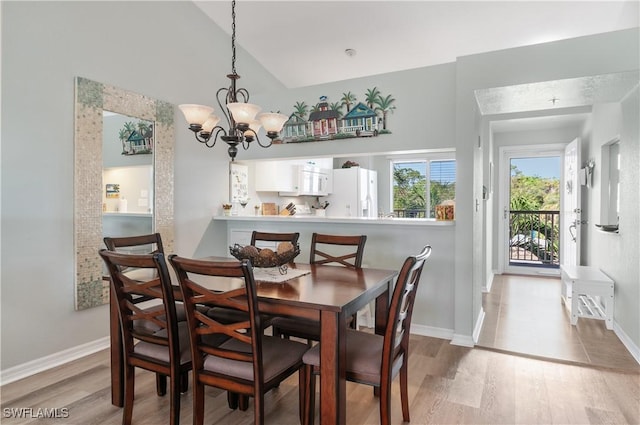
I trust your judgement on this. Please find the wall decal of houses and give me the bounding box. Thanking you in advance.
[281,91,394,143]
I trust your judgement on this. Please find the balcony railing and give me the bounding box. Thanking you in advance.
[509,210,560,268]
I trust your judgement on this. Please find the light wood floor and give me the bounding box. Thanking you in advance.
[477,273,640,372]
[2,334,639,425]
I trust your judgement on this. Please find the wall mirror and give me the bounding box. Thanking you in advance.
[74,77,175,310]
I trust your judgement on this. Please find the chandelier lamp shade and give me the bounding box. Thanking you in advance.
[178,0,288,161]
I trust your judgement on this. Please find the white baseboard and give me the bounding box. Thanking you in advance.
[614,321,640,365]
[484,271,495,293]
[410,324,454,341]
[450,334,475,347]
[473,307,486,344]
[0,337,110,386]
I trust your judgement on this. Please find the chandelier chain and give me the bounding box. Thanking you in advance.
[231,0,237,75]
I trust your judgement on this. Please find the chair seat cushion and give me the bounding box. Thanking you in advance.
[134,321,192,365]
[302,329,383,383]
[202,336,307,383]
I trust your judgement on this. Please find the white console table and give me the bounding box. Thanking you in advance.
[560,265,614,329]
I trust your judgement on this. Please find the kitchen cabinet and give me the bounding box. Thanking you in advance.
[279,165,332,196]
[254,161,296,192]
[254,158,333,195]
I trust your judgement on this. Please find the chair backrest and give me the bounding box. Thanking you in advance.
[99,250,180,365]
[104,233,164,255]
[168,255,265,391]
[309,233,367,268]
[382,245,432,377]
[250,231,300,247]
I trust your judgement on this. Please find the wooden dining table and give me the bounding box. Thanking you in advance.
[109,259,398,425]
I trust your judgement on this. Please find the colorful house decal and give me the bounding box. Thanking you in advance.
[282,113,310,142]
[308,97,340,138]
[341,102,379,137]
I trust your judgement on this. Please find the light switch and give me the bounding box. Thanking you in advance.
[140,189,148,198]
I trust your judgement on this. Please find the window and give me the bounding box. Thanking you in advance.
[391,157,456,218]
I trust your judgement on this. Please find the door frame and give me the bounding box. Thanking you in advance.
[497,143,567,275]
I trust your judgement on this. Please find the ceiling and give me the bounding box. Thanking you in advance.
[195,1,639,131]
[196,1,638,89]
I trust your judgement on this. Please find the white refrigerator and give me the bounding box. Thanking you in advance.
[325,167,377,218]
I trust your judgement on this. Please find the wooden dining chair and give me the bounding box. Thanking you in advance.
[309,233,367,267]
[271,233,367,342]
[168,255,309,425]
[99,250,191,425]
[206,231,300,328]
[250,230,300,247]
[301,245,432,425]
[104,233,191,402]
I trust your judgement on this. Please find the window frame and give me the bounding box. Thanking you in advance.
[388,152,456,219]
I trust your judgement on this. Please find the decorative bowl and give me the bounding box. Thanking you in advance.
[229,243,300,274]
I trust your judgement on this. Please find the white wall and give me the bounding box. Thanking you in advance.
[1,1,283,371]
[582,88,640,350]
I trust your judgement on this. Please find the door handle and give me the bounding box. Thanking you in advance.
[569,223,577,242]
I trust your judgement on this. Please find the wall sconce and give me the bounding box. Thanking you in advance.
[581,159,595,187]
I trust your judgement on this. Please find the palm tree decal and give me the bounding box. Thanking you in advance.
[365,87,381,109]
[340,91,357,112]
[374,94,396,130]
[309,103,321,114]
[329,102,343,118]
[293,101,308,119]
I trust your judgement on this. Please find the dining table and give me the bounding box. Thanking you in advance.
[109,258,398,425]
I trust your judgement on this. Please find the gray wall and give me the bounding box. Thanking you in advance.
[1,0,284,370]
[582,88,640,348]
[1,0,638,373]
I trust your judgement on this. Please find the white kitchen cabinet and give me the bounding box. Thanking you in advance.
[254,160,296,192]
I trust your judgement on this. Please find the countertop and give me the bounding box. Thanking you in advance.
[213,215,454,226]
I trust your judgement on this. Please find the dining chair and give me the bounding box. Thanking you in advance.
[301,245,432,425]
[270,233,367,342]
[168,255,309,425]
[99,250,191,425]
[250,230,300,248]
[104,233,191,398]
[206,231,300,328]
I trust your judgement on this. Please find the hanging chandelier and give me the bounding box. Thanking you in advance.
[178,0,288,161]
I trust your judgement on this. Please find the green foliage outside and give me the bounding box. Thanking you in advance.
[509,165,560,264]
[392,166,455,217]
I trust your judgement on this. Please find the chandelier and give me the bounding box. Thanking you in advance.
[178,0,288,161]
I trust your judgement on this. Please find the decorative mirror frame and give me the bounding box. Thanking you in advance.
[74,77,175,310]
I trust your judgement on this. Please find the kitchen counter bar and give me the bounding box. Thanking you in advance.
[213,215,454,226]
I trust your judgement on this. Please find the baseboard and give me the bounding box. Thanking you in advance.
[473,307,486,344]
[614,321,640,365]
[410,324,454,340]
[0,337,110,386]
[483,271,495,293]
[450,333,475,347]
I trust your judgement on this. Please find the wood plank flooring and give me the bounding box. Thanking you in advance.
[477,273,640,372]
[2,334,639,424]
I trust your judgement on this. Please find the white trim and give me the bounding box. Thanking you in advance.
[498,143,566,274]
[410,324,454,341]
[473,307,486,344]
[484,271,495,293]
[0,337,110,386]
[614,321,640,365]
[450,334,475,347]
